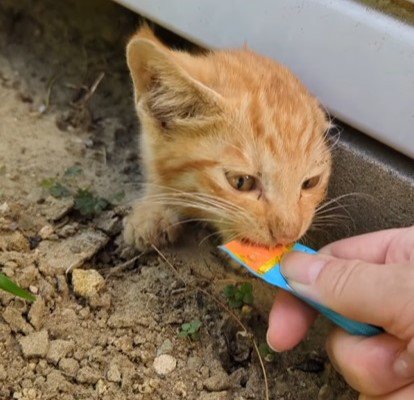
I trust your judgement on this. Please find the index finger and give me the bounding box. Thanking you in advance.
[319,227,408,263]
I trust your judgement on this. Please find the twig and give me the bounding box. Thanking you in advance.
[151,244,270,400]
[105,252,144,279]
[39,71,61,114]
[79,72,105,105]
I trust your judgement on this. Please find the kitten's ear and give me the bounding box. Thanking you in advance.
[126,26,223,129]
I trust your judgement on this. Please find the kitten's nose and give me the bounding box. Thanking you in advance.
[268,222,301,245]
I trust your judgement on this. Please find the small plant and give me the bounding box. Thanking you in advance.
[64,165,83,177]
[73,188,109,217]
[40,178,71,198]
[259,342,276,362]
[39,166,125,218]
[178,319,202,340]
[0,273,35,302]
[223,283,253,309]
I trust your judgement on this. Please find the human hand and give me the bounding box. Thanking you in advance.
[267,226,414,398]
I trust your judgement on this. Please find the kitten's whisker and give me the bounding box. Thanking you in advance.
[315,204,352,217]
[313,213,352,222]
[198,229,232,246]
[143,190,247,214]
[142,198,244,226]
[168,217,233,229]
[316,192,374,213]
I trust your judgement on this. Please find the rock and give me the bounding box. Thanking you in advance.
[76,366,101,384]
[199,392,229,400]
[19,330,49,358]
[95,379,107,396]
[29,285,39,294]
[157,339,173,356]
[106,361,121,383]
[89,292,111,309]
[153,354,177,376]
[39,224,54,239]
[203,372,231,392]
[0,202,9,214]
[18,265,38,288]
[187,356,203,370]
[37,229,108,275]
[40,197,74,221]
[3,306,33,334]
[28,298,46,330]
[72,269,105,298]
[229,368,247,386]
[0,231,29,252]
[58,358,79,376]
[57,223,78,238]
[46,340,74,364]
[94,211,121,235]
[46,370,72,392]
[318,384,334,400]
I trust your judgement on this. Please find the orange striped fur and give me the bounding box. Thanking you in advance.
[123,25,332,250]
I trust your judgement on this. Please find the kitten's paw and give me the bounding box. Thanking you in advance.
[123,202,182,251]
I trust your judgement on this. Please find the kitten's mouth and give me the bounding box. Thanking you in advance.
[239,237,285,249]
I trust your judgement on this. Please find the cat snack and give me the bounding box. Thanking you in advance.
[219,241,382,337]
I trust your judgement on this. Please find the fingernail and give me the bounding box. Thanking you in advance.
[280,252,328,286]
[393,351,414,378]
[266,329,283,353]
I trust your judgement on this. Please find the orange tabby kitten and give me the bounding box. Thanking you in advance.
[123,25,332,251]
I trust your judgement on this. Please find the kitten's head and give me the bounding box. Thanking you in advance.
[127,26,332,247]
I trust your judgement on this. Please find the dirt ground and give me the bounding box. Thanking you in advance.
[0,1,357,399]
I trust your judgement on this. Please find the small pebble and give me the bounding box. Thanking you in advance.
[46,339,74,364]
[72,269,105,298]
[157,339,173,356]
[203,372,231,392]
[28,298,45,330]
[107,362,121,383]
[39,224,54,239]
[19,330,49,358]
[29,285,39,294]
[153,354,177,376]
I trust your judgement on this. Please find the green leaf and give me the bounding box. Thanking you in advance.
[234,291,244,302]
[49,182,71,198]
[259,342,275,362]
[40,178,71,198]
[223,285,236,298]
[74,189,110,216]
[0,273,36,302]
[178,330,189,338]
[188,319,202,334]
[181,323,191,332]
[243,292,253,305]
[229,299,243,309]
[239,282,252,295]
[64,165,83,177]
[40,178,56,189]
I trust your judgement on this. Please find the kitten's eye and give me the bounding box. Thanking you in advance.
[226,173,256,191]
[302,175,320,190]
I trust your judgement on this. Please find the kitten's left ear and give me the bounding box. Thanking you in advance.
[126,26,224,130]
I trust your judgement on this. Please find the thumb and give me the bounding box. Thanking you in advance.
[280,252,414,339]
